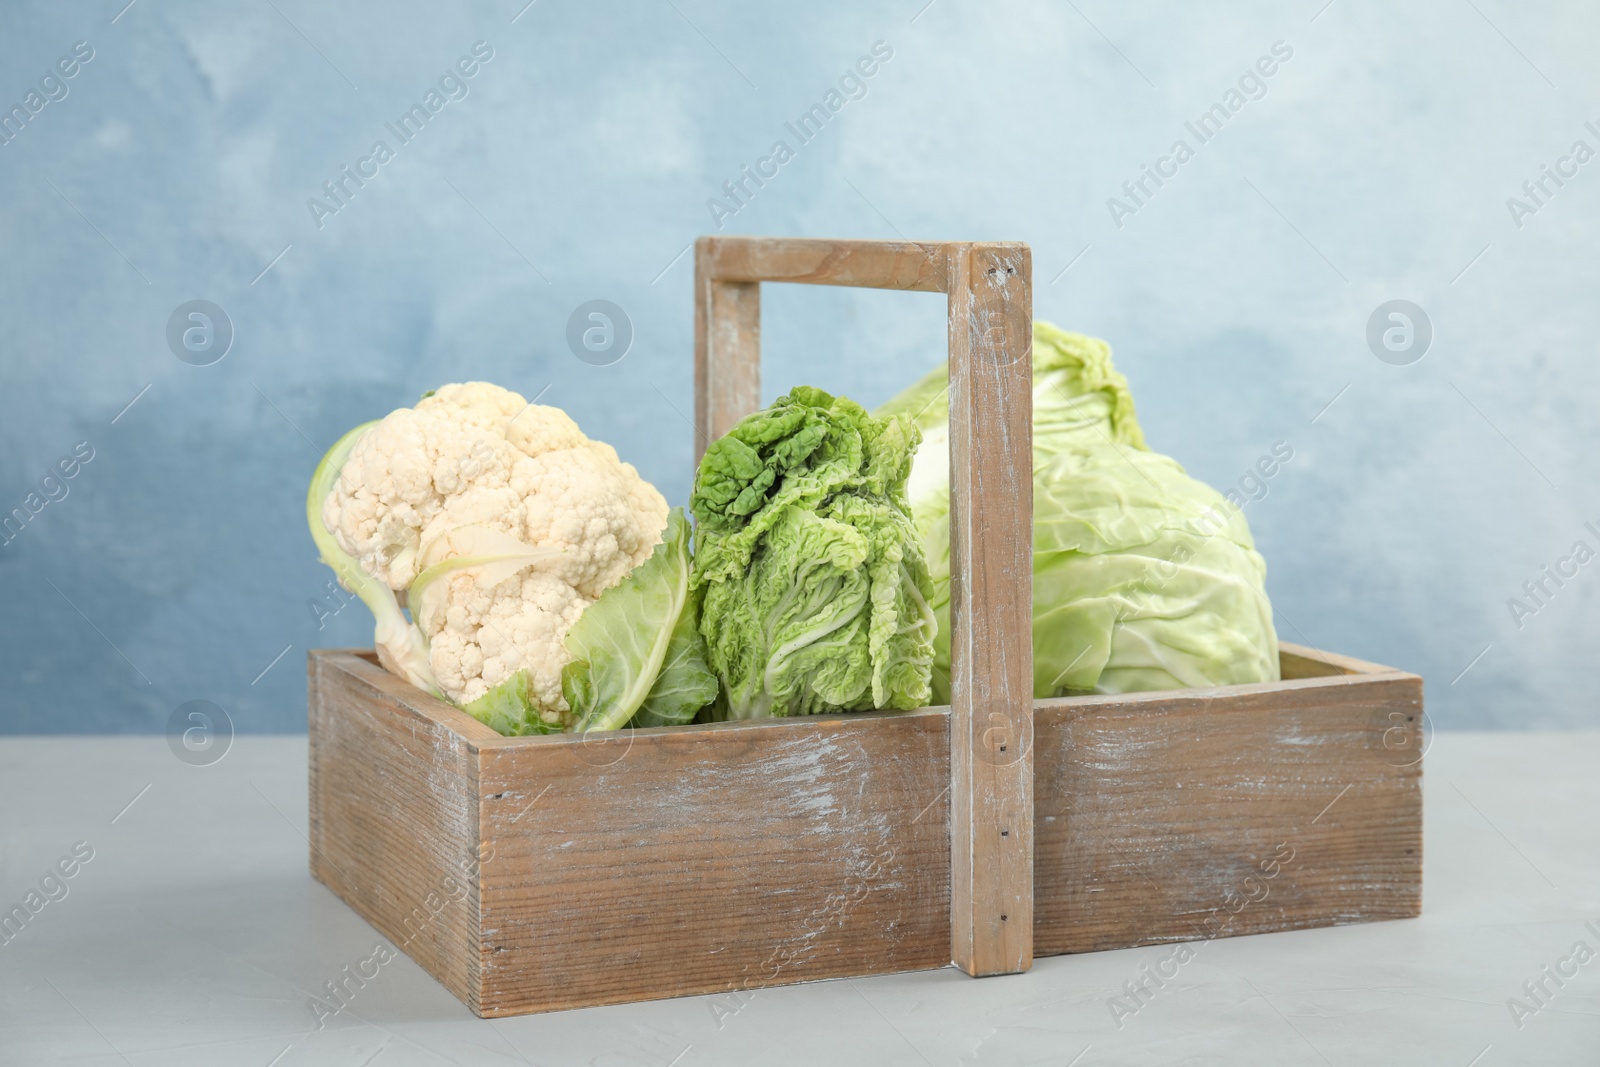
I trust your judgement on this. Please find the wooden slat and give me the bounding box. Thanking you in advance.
[1279,641,1398,679]
[694,240,761,460]
[1032,671,1424,954]
[307,651,486,1012]
[698,235,950,291]
[476,710,952,1014]
[945,243,1035,976]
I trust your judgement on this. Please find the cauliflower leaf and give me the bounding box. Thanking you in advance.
[460,671,564,736]
[562,508,717,731]
[307,420,445,698]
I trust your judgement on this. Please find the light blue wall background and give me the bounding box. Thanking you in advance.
[2,0,1595,733]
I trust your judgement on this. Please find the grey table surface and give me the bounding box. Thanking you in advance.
[0,732,1596,1067]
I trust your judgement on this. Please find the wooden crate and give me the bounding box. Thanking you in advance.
[307,643,1421,1016]
[307,236,1422,1017]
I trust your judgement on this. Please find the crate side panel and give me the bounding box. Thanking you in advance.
[1278,641,1393,678]
[1034,674,1423,955]
[475,713,952,1015]
[308,651,483,1010]
[1279,650,1352,679]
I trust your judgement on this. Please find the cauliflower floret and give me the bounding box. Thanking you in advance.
[322,382,669,714]
[326,383,532,587]
[513,444,665,598]
[425,570,589,718]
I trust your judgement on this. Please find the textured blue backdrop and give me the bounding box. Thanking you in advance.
[2,0,1596,733]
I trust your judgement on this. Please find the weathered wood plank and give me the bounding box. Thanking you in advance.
[1032,671,1424,955]
[1279,641,1400,679]
[694,238,761,460]
[694,234,1038,977]
[946,243,1035,976]
[698,235,951,292]
[307,650,486,1012]
[474,710,953,1015]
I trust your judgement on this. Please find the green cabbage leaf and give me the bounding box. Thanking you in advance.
[876,321,1279,700]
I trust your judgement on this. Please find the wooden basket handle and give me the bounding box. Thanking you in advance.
[692,236,1035,977]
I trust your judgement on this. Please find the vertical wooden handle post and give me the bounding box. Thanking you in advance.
[693,262,760,459]
[945,245,1034,975]
[691,236,1035,977]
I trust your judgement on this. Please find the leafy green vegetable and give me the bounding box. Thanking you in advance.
[877,321,1279,700]
[562,508,718,731]
[691,386,937,719]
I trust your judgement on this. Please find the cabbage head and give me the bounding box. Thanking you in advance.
[876,321,1279,700]
[691,386,937,718]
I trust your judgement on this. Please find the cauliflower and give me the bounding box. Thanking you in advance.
[311,383,668,724]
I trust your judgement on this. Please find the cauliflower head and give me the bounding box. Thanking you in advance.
[322,383,668,718]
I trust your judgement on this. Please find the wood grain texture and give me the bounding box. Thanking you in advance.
[307,651,489,1012]
[694,238,761,460]
[1032,663,1424,955]
[308,643,1422,1016]
[945,243,1035,977]
[1279,644,1399,679]
[697,235,951,291]
[473,711,953,1015]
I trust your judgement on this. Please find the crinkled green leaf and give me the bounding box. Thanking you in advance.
[692,387,936,719]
